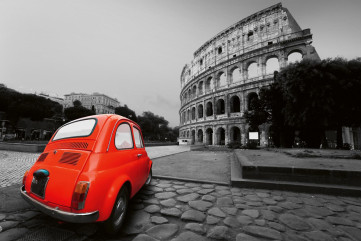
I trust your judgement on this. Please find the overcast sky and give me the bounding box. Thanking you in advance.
[0,0,360,127]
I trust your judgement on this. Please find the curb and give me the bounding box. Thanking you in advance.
[153,175,230,186]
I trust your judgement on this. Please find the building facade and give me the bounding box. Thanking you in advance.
[179,3,320,146]
[64,92,120,114]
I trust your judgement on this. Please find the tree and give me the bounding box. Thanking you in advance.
[115,105,138,122]
[137,111,170,141]
[64,106,95,121]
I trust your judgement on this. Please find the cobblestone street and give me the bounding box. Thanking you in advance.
[0,150,360,240]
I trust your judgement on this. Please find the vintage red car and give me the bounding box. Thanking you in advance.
[21,114,152,233]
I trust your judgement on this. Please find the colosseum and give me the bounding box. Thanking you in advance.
[179,3,320,146]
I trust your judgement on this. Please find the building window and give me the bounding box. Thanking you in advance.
[218,47,222,54]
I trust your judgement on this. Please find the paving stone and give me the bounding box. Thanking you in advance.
[338,225,361,241]
[173,185,185,189]
[146,223,179,240]
[235,204,249,210]
[7,211,40,221]
[246,201,263,207]
[155,192,177,199]
[171,231,208,241]
[176,189,193,195]
[304,230,334,241]
[185,183,200,188]
[0,228,29,241]
[145,205,161,214]
[22,218,45,228]
[302,197,324,206]
[142,190,155,195]
[206,215,220,225]
[307,218,333,230]
[254,219,266,226]
[279,201,302,210]
[215,185,229,190]
[261,210,276,221]
[268,221,286,232]
[150,187,163,192]
[242,209,259,218]
[326,216,355,226]
[216,197,233,206]
[347,205,361,213]
[160,198,176,207]
[221,207,238,215]
[132,203,145,210]
[217,190,231,195]
[287,196,304,204]
[143,198,160,205]
[303,206,334,218]
[202,184,214,189]
[273,196,285,201]
[160,208,182,217]
[208,207,226,218]
[191,187,201,191]
[207,226,230,240]
[233,197,245,204]
[202,195,216,202]
[184,223,205,234]
[197,189,214,195]
[268,206,284,213]
[223,217,240,227]
[188,200,213,212]
[262,198,277,205]
[326,204,345,212]
[279,213,311,231]
[243,225,282,240]
[177,193,200,202]
[181,210,205,222]
[284,232,310,241]
[236,233,261,241]
[0,214,6,221]
[133,234,159,241]
[123,210,151,234]
[156,183,172,188]
[0,221,19,231]
[244,195,262,202]
[237,215,253,225]
[151,216,168,224]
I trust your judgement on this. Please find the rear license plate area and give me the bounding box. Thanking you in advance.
[31,177,49,199]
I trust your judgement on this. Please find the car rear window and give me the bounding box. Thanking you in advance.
[53,119,97,141]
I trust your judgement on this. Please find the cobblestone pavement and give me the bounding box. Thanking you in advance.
[0,151,38,188]
[0,179,360,241]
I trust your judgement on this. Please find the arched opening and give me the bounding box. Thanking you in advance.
[198,81,204,95]
[216,127,226,145]
[206,102,213,116]
[192,86,197,98]
[191,130,196,144]
[206,128,213,145]
[206,77,213,91]
[197,129,203,143]
[188,89,191,100]
[218,46,222,54]
[266,57,280,74]
[230,126,241,144]
[216,99,225,115]
[187,109,191,121]
[247,92,259,110]
[217,72,227,88]
[288,51,303,64]
[191,107,196,120]
[187,130,190,138]
[247,62,258,79]
[230,96,240,113]
[198,104,203,118]
[231,67,241,83]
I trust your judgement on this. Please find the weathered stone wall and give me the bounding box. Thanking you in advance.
[179,3,319,146]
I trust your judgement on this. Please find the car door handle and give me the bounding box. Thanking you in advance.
[137,154,143,158]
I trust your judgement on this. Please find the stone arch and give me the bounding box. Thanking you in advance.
[288,51,303,64]
[191,129,196,144]
[198,104,204,118]
[198,81,204,95]
[187,130,190,138]
[206,101,213,116]
[231,66,242,83]
[187,109,191,121]
[206,77,213,91]
[247,92,259,110]
[217,72,227,88]
[230,126,241,144]
[216,99,225,115]
[247,62,258,79]
[188,89,191,100]
[266,57,280,74]
[197,129,203,143]
[191,107,196,120]
[216,127,226,145]
[206,128,213,145]
[192,85,197,98]
[230,95,240,113]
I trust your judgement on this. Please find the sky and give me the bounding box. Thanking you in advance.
[0,0,360,127]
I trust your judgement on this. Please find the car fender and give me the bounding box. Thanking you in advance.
[98,174,132,221]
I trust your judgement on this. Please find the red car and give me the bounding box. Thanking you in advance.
[21,114,152,233]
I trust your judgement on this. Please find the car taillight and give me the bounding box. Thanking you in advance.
[22,170,29,186]
[71,181,90,210]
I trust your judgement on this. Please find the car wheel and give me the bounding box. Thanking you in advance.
[145,169,152,185]
[104,185,129,234]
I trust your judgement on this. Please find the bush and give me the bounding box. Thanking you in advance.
[227,141,242,149]
[342,143,351,150]
[245,141,258,149]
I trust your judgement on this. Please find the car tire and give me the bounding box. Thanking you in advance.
[145,169,152,186]
[104,185,129,235]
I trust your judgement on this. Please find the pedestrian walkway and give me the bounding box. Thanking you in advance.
[146,145,190,159]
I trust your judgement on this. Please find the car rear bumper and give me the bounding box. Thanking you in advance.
[20,186,99,223]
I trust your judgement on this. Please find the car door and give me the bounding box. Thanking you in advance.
[132,125,148,184]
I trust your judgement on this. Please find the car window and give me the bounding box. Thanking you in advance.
[115,123,134,149]
[133,126,144,148]
[53,119,96,141]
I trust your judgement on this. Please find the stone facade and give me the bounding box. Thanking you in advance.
[64,92,120,114]
[179,3,320,146]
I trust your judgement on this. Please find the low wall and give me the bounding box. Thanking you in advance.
[145,142,178,147]
[0,142,45,153]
